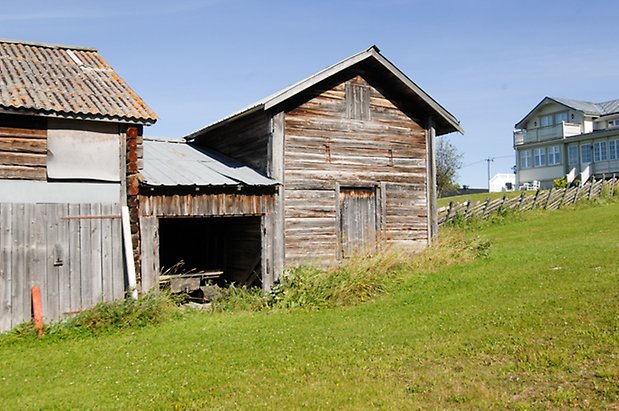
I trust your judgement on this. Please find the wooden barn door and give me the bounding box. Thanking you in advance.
[339,187,377,258]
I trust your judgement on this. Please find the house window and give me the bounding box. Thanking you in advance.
[610,139,618,160]
[568,145,579,166]
[554,112,568,124]
[533,147,546,167]
[345,82,370,120]
[539,112,568,128]
[594,141,608,162]
[519,149,532,169]
[547,145,561,166]
[540,114,553,127]
[581,143,592,164]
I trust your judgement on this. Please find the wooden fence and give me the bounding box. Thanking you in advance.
[438,176,618,226]
[0,202,126,332]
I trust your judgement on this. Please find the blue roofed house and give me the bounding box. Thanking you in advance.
[514,97,619,189]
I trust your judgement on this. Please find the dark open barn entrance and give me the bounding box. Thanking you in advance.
[158,216,263,288]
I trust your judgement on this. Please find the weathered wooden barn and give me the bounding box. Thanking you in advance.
[186,45,463,285]
[0,40,157,332]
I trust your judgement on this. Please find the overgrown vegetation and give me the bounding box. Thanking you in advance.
[212,233,491,312]
[2,290,177,343]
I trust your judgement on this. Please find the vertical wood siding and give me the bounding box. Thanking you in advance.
[0,202,125,332]
[284,76,428,265]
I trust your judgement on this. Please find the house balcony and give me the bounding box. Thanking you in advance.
[514,122,582,146]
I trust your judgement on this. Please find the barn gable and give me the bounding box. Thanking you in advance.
[185,46,462,281]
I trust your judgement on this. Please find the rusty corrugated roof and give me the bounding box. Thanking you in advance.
[0,39,157,124]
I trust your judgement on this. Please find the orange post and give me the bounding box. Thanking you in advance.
[31,286,44,336]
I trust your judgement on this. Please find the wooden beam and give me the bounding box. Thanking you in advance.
[269,112,285,287]
[426,118,437,241]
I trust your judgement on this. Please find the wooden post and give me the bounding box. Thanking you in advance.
[544,187,554,209]
[611,174,617,197]
[588,177,596,200]
[573,183,581,204]
[517,192,525,210]
[464,200,472,218]
[426,118,438,240]
[500,194,508,212]
[446,201,454,221]
[121,206,138,299]
[559,187,569,209]
[482,197,491,217]
[531,189,540,209]
[268,112,286,289]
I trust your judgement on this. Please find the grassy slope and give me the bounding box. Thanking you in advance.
[1,203,618,409]
[437,190,534,208]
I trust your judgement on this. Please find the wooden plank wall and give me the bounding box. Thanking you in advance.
[0,202,125,332]
[283,76,428,265]
[0,127,47,180]
[190,111,271,174]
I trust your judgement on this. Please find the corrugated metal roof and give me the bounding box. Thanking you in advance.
[0,39,157,124]
[185,45,463,139]
[141,138,277,187]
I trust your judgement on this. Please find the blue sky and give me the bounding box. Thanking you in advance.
[3,0,618,187]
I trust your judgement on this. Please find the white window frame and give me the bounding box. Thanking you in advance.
[547,145,561,166]
[533,147,546,167]
[554,111,568,125]
[610,139,618,160]
[540,114,553,128]
[568,144,579,166]
[581,143,592,164]
[594,141,608,162]
[520,149,532,169]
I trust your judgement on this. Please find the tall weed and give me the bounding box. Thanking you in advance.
[3,290,177,343]
[213,231,491,312]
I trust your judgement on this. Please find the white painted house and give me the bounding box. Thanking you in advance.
[513,97,619,189]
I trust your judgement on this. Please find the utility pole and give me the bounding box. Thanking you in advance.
[485,157,494,191]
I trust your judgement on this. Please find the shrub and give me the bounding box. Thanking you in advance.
[3,290,177,342]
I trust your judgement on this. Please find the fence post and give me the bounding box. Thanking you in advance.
[544,187,554,209]
[464,200,472,219]
[531,189,540,209]
[500,194,508,212]
[588,177,596,200]
[559,187,569,209]
[612,174,617,197]
[482,197,491,217]
[517,192,525,210]
[573,183,581,204]
[446,201,454,222]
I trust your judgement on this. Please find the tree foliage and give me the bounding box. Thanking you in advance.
[436,138,463,197]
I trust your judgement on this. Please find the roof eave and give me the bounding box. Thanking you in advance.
[184,104,263,141]
[369,51,463,135]
[0,106,157,126]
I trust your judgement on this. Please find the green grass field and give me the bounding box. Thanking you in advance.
[1,202,618,409]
